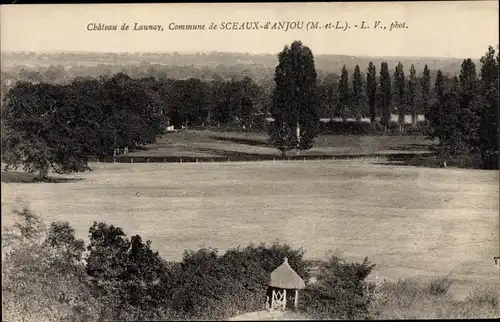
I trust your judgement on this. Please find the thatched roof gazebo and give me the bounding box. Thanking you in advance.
[266,257,306,311]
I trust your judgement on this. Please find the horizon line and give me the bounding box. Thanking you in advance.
[2,49,495,61]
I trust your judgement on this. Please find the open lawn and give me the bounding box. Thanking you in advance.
[128,130,435,157]
[1,159,498,301]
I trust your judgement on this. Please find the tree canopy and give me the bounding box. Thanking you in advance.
[268,41,320,155]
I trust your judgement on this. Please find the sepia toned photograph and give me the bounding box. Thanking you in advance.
[1,1,499,320]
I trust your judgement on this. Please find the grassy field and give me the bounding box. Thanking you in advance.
[1,159,498,302]
[127,130,435,157]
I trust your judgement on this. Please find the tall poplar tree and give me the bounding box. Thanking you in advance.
[427,70,445,140]
[420,65,431,117]
[457,59,480,154]
[379,62,392,131]
[366,62,377,123]
[337,65,349,122]
[352,65,364,122]
[269,41,319,156]
[408,64,417,126]
[438,77,462,159]
[394,62,406,132]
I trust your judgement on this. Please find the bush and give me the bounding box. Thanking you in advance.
[370,277,499,319]
[428,274,454,296]
[298,253,376,320]
[84,222,174,321]
[466,286,499,310]
[2,208,101,322]
[169,242,311,320]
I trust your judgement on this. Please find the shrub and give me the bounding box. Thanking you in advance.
[370,277,499,319]
[466,285,499,310]
[299,253,376,320]
[2,208,101,322]
[85,222,173,321]
[428,274,454,296]
[236,242,312,282]
[169,242,311,320]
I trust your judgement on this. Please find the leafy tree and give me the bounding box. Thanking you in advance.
[299,254,376,320]
[2,208,101,322]
[352,65,364,121]
[394,62,406,132]
[226,77,263,128]
[67,77,113,159]
[85,222,172,320]
[1,82,91,180]
[366,62,377,123]
[318,78,337,120]
[337,65,350,121]
[177,78,208,127]
[100,74,166,149]
[269,41,320,156]
[44,221,86,263]
[379,62,392,131]
[210,80,233,125]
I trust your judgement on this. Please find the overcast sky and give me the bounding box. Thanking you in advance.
[1,2,498,58]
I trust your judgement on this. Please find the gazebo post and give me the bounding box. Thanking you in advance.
[283,289,287,310]
[294,289,299,309]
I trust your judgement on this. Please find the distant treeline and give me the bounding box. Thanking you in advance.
[1,46,498,172]
[2,62,461,128]
[1,51,467,102]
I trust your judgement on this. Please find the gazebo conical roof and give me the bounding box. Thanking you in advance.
[269,257,306,290]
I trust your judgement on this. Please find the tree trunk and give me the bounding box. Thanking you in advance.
[296,121,301,153]
[38,165,49,181]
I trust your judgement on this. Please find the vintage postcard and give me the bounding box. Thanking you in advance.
[1,1,499,321]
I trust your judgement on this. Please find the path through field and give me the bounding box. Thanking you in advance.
[1,159,498,300]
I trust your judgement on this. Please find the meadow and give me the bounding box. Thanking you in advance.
[1,157,498,302]
[127,129,435,158]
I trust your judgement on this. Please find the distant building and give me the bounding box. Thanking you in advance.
[265,114,426,123]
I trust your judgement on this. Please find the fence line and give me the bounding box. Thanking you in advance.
[91,152,436,164]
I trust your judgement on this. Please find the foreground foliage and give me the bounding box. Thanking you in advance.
[370,276,499,319]
[2,207,498,321]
